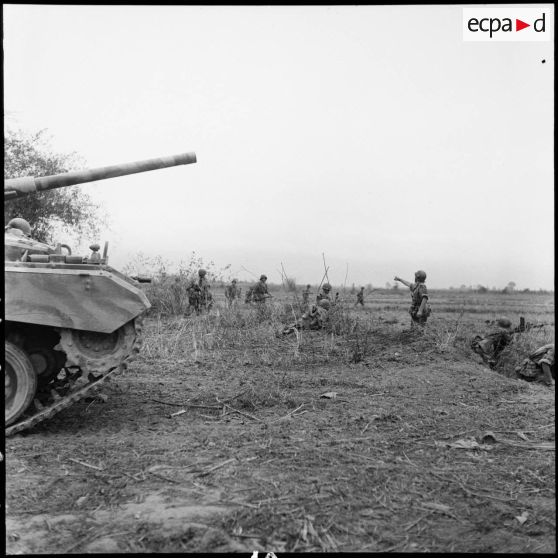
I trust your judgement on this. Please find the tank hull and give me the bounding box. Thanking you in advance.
[5,262,150,334]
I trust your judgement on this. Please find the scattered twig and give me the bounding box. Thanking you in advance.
[224,404,263,422]
[268,403,306,424]
[170,409,187,418]
[147,471,180,484]
[328,435,378,444]
[404,512,432,531]
[197,458,236,477]
[68,458,103,471]
[150,398,188,407]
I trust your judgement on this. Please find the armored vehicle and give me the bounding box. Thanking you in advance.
[5,152,197,435]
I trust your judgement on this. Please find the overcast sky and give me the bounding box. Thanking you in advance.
[3,4,554,289]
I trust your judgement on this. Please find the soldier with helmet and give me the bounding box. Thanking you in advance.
[283,298,331,335]
[250,274,272,303]
[471,317,514,368]
[225,278,242,307]
[5,217,32,237]
[187,268,213,314]
[316,282,332,305]
[394,270,431,327]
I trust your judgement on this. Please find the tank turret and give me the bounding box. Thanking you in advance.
[4,152,197,200]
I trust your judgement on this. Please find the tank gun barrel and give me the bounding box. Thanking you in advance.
[4,152,197,200]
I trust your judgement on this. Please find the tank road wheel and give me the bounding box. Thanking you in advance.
[55,321,138,375]
[5,341,38,426]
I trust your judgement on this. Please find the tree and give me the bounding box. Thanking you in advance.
[4,128,104,244]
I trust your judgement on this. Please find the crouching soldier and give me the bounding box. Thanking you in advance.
[394,270,431,327]
[283,299,330,335]
[252,274,272,303]
[471,317,514,369]
[316,283,332,304]
[515,343,555,387]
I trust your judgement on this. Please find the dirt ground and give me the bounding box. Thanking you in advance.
[5,291,556,554]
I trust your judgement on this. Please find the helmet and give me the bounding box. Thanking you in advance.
[318,299,330,310]
[7,217,32,237]
[414,270,427,282]
[496,317,512,329]
[322,283,331,291]
[307,284,311,288]
[260,274,267,281]
[198,269,207,276]
[232,279,237,283]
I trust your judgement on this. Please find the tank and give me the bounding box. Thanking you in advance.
[4,152,197,436]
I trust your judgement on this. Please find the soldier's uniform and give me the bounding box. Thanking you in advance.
[283,299,330,334]
[471,318,513,368]
[356,288,365,307]
[408,275,430,326]
[225,280,241,307]
[251,275,270,303]
[515,344,555,386]
[187,269,213,314]
[316,283,332,305]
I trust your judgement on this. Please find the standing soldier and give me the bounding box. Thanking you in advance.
[251,274,272,303]
[316,283,332,305]
[355,287,365,307]
[225,279,241,307]
[187,268,213,314]
[394,270,431,327]
[302,284,312,306]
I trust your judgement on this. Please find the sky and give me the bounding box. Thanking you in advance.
[3,4,554,289]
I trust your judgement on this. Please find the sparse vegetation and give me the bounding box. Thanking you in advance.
[6,284,555,554]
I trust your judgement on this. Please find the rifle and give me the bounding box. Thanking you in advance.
[484,316,552,333]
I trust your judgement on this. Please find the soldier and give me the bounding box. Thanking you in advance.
[245,286,254,304]
[355,287,365,307]
[316,283,332,305]
[471,317,514,369]
[187,268,213,314]
[225,279,241,307]
[283,299,331,334]
[515,344,555,387]
[394,270,431,327]
[302,284,312,306]
[251,274,272,303]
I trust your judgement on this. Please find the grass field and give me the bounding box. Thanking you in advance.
[5,287,555,553]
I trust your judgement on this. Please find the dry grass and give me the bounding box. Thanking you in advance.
[5,288,555,554]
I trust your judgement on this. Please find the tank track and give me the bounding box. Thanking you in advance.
[5,316,144,437]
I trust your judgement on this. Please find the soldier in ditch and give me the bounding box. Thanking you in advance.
[251,274,272,303]
[187,268,213,314]
[471,317,514,369]
[394,270,431,327]
[514,343,555,387]
[225,279,241,307]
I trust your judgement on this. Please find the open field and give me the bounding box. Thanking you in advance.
[5,289,555,553]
